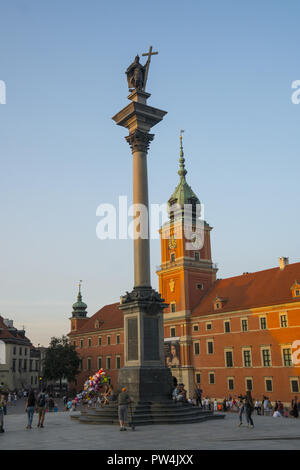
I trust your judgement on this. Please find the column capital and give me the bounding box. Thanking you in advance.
[125,130,154,153]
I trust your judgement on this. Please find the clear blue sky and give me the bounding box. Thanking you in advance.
[0,0,299,346]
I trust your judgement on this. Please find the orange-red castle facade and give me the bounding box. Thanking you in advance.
[68,140,300,405]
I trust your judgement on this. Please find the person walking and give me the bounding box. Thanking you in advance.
[118,387,132,431]
[0,393,6,433]
[245,391,254,428]
[37,390,47,428]
[48,394,55,412]
[291,397,299,418]
[13,393,17,406]
[25,390,36,429]
[194,385,203,408]
[238,396,245,426]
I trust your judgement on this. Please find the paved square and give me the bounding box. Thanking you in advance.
[1,409,300,450]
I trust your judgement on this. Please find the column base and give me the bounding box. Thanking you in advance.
[117,366,174,403]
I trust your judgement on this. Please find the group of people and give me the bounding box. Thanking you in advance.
[0,389,57,433]
[24,390,57,429]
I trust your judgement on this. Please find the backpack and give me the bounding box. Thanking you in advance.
[38,394,46,407]
[48,398,54,408]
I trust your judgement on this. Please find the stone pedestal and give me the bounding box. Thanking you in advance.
[117,286,173,402]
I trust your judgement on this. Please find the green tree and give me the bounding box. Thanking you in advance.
[43,336,80,392]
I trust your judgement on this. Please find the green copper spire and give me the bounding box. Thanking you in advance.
[168,132,200,212]
[72,280,88,318]
[178,130,187,180]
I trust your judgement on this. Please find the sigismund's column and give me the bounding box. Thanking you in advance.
[112,51,173,403]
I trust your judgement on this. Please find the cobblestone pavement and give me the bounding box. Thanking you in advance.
[1,409,300,450]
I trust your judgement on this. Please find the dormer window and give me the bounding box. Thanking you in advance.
[291,281,300,298]
[214,296,225,311]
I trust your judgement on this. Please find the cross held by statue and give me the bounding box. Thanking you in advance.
[142,46,158,91]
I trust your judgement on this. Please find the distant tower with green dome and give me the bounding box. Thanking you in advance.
[70,281,89,332]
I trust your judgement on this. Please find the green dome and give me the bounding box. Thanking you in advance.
[168,133,200,212]
[72,283,87,318]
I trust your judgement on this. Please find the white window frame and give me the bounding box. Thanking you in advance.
[290,377,299,393]
[207,340,214,355]
[208,372,215,384]
[241,318,248,332]
[245,377,253,391]
[261,346,272,367]
[224,348,234,367]
[264,377,273,393]
[193,341,200,355]
[242,348,252,367]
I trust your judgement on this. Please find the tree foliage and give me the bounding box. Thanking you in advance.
[43,335,80,385]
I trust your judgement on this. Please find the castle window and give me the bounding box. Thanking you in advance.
[80,339,83,348]
[170,327,176,337]
[194,342,200,355]
[195,373,201,384]
[194,252,199,261]
[206,322,212,331]
[209,372,215,384]
[106,357,111,370]
[207,340,214,355]
[170,303,176,313]
[196,283,203,290]
[290,378,299,393]
[261,348,271,367]
[282,348,292,367]
[225,350,233,367]
[245,378,253,391]
[193,324,199,332]
[98,336,102,346]
[224,321,230,333]
[280,314,288,328]
[243,349,252,367]
[88,338,92,348]
[116,334,120,344]
[265,378,273,392]
[227,378,234,391]
[87,357,92,371]
[290,281,300,298]
[97,357,102,369]
[116,356,121,369]
[241,319,248,332]
[170,253,175,262]
[107,336,111,345]
[260,317,267,330]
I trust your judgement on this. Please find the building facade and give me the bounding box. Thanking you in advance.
[0,316,41,391]
[68,140,300,405]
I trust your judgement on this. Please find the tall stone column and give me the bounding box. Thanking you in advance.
[126,129,153,287]
[112,89,173,403]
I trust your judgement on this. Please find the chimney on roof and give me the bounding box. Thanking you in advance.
[279,257,289,270]
[3,319,13,328]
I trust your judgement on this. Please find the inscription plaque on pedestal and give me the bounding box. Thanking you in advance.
[127,317,138,361]
[143,317,159,360]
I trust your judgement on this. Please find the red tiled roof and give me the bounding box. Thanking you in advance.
[0,315,32,344]
[74,302,123,334]
[192,262,300,317]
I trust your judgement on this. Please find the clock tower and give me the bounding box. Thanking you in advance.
[157,133,217,315]
[157,133,217,390]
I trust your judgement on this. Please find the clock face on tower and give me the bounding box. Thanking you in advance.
[168,235,177,250]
